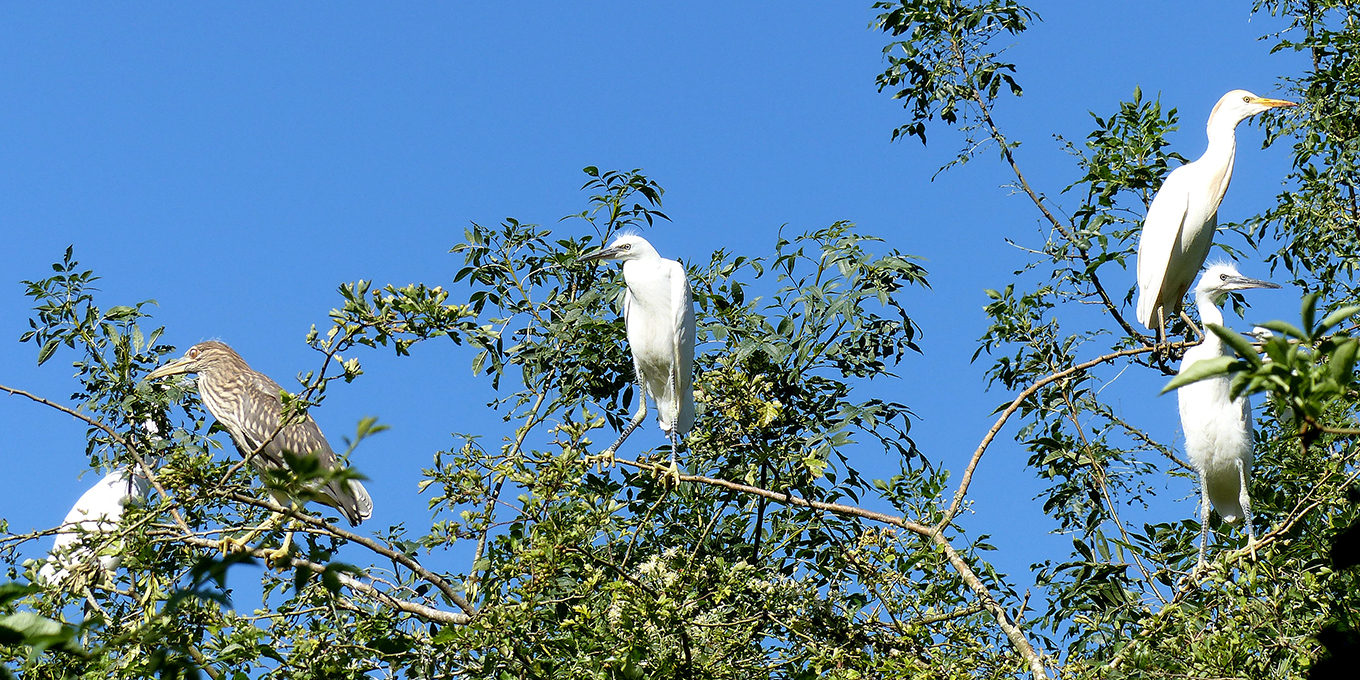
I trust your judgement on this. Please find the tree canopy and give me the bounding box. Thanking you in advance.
[3,2,1360,679]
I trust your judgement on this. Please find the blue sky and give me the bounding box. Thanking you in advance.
[0,2,1308,603]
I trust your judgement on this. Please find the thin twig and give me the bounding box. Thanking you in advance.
[220,492,476,617]
[0,383,192,534]
[173,534,470,625]
[939,344,1181,530]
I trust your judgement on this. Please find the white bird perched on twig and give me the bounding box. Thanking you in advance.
[578,232,696,482]
[1175,263,1280,568]
[1136,90,1294,346]
[38,468,150,589]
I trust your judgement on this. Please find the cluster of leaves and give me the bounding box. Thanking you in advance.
[0,161,1043,679]
[1166,292,1360,441]
[874,1,1360,678]
[345,167,1020,678]
[873,0,1034,167]
[1251,0,1360,299]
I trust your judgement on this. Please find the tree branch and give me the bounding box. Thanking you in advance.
[173,534,470,625]
[0,382,193,535]
[939,344,1179,529]
[943,33,1147,346]
[220,492,476,617]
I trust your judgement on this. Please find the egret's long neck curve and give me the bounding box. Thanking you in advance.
[1193,290,1227,357]
[1198,112,1242,207]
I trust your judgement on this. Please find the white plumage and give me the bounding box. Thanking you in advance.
[1136,90,1295,340]
[1176,262,1279,567]
[579,233,695,476]
[38,469,150,588]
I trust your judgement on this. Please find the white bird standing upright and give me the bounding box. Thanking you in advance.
[578,233,696,481]
[1136,90,1295,344]
[38,469,150,589]
[1176,263,1279,567]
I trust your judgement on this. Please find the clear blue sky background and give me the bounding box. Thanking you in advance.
[0,2,1308,607]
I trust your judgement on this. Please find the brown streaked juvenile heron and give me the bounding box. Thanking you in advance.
[146,341,372,560]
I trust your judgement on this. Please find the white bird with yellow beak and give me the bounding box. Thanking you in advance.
[1136,90,1296,345]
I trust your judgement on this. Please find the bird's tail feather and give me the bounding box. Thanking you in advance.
[326,480,373,526]
[1136,292,1155,330]
[1210,494,1244,526]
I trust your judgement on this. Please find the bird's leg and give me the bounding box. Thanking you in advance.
[267,526,296,569]
[221,511,284,554]
[1179,310,1204,342]
[1154,308,1170,363]
[658,430,682,488]
[590,381,648,470]
[1197,469,1211,571]
[1237,458,1257,561]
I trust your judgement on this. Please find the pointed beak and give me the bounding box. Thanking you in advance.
[1224,275,1282,292]
[1250,96,1297,110]
[577,245,623,263]
[145,356,196,381]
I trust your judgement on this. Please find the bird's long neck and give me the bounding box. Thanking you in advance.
[1197,114,1241,208]
[1194,291,1227,356]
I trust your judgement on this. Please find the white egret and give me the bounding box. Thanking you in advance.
[1176,263,1279,567]
[1136,90,1295,345]
[38,469,150,589]
[579,233,696,482]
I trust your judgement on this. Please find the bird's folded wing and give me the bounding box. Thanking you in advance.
[670,262,696,434]
[1136,171,1192,328]
[232,372,321,468]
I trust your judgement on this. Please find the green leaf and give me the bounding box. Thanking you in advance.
[1331,339,1359,384]
[0,583,35,607]
[1208,324,1262,367]
[1302,292,1321,338]
[1161,356,1238,394]
[36,338,59,366]
[1317,305,1360,336]
[0,612,80,653]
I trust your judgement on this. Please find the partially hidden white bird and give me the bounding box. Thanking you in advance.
[1136,90,1295,344]
[38,468,150,589]
[1176,263,1279,567]
[579,233,696,481]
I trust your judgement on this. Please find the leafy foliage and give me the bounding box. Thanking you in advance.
[2,1,1359,678]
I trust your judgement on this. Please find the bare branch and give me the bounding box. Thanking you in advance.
[939,344,1182,529]
[0,382,193,535]
[220,492,476,617]
[174,534,470,625]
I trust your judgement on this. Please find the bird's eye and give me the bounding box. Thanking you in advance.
[1242,95,1252,103]
[187,348,200,360]
[1220,273,1230,281]
[620,243,631,250]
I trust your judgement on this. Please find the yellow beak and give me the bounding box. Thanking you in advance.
[1251,96,1297,109]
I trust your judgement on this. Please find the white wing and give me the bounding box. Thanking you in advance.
[669,261,696,436]
[1136,167,1193,329]
[39,469,147,587]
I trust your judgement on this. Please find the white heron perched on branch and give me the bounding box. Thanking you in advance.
[578,233,696,483]
[1136,90,1294,346]
[38,468,150,589]
[1173,263,1279,568]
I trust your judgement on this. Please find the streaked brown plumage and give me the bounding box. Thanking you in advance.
[147,341,372,525]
